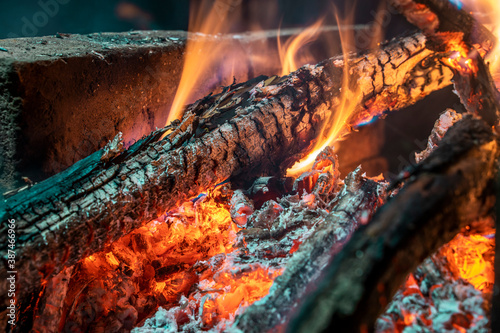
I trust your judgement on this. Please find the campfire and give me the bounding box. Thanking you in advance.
[2,0,500,332]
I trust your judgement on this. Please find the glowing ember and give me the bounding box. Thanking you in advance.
[200,266,283,328]
[440,228,495,291]
[444,39,478,74]
[63,186,283,331]
[377,220,495,333]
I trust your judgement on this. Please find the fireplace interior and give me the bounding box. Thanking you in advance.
[1,0,500,332]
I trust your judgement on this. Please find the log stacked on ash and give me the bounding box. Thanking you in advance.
[288,0,500,332]
[28,145,387,331]
[1,28,462,317]
[2,0,500,332]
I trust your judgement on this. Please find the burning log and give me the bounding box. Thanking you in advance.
[232,167,387,333]
[288,115,499,332]
[0,26,369,192]
[389,0,500,125]
[391,2,500,331]
[0,31,465,309]
[127,153,386,332]
[388,0,496,51]
[26,151,381,332]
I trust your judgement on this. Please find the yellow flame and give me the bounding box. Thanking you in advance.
[165,0,238,126]
[287,11,363,177]
[278,18,325,75]
[459,0,500,80]
[164,1,327,132]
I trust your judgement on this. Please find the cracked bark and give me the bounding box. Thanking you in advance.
[289,116,500,332]
[0,32,456,310]
[389,0,500,124]
[388,0,496,50]
[287,2,500,332]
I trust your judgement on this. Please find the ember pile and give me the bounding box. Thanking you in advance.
[35,144,387,331]
[2,0,500,332]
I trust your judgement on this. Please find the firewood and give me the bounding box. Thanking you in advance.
[288,115,500,332]
[391,4,500,330]
[388,0,496,51]
[0,32,473,308]
[232,167,387,332]
[389,0,500,124]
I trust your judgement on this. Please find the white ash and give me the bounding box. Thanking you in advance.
[134,165,386,332]
[101,131,124,162]
[230,190,254,227]
[376,255,490,332]
[415,109,463,163]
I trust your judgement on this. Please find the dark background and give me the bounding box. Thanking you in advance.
[0,0,413,39]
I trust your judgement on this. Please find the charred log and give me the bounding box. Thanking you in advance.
[288,115,499,332]
[390,0,500,125]
[388,0,496,52]
[232,168,387,332]
[0,32,459,310]
[391,3,500,330]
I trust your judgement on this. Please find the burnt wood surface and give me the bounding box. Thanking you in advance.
[0,27,367,192]
[389,0,500,125]
[287,2,500,331]
[388,0,496,50]
[0,32,456,310]
[288,116,500,332]
[493,168,500,332]
[232,168,386,332]
[392,3,500,331]
[451,52,500,126]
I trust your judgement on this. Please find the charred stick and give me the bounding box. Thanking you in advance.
[232,168,386,333]
[388,0,496,52]
[450,52,500,126]
[392,4,500,329]
[288,116,500,332]
[0,32,455,307]
[390,0,500,124]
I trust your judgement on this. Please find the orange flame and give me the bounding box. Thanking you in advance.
[278,18,325,75]
[444,38,479,74]
[163,1,328,135]
[441,231,495,291]
[165,1,239,126]
[287,11,363,177]
[456,0,500,83]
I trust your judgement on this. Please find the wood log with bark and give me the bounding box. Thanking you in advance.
[0,31,464,307]
[289,115,500,332]
[287,1,500,331]
[389,0,496,50]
